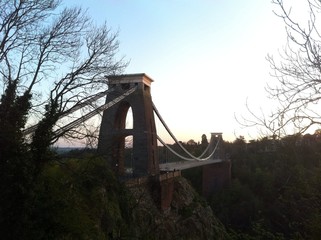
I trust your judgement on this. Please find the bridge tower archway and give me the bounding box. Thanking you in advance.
[98,73,159,177]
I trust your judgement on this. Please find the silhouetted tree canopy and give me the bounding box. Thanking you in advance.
[0,1,126,238]
[201,134,208,145]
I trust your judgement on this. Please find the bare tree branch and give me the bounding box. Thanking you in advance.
[0,0,128,170]
[242,0,321,138]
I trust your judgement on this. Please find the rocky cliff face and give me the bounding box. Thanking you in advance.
[128,176,228,240]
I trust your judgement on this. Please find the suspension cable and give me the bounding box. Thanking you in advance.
[153,102,219,161]
[22,87,117,136]
[157,135,220,161]
[198,141,211,158]
[53,87,137,137]
[153,102,204,160]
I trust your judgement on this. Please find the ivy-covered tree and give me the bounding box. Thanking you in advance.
[0,1,126,238]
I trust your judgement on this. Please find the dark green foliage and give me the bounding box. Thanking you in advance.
[27,155,133,239]
[210,135,321,239]
[182,167,203,194]
[201,134,208,146]
[30,101,60,174]
[0,81,34,239]
[211,179,261,230]
[0,0,128,237]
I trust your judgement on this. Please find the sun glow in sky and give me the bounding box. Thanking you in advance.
[64,0,289,143]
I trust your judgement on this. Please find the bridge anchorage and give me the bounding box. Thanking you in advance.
[97,73,231,203]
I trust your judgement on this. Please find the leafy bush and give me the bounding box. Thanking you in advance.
[27,155,133,239]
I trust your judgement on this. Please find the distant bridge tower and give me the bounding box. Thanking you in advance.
[209,133,224,159]
[98,73,159,176]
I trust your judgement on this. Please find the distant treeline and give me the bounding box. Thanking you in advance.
[201,133,321,239]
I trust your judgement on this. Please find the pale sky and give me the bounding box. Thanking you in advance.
[64,0,288,143]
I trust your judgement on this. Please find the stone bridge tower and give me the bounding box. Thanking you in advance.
[98,73,159,177]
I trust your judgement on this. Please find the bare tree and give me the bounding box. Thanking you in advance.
[0,1,127,236]
[0,0,127,169]
[0,2,129,237]
[240,0,321,138]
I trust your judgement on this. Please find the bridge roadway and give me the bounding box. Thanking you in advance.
[159,158,223,171]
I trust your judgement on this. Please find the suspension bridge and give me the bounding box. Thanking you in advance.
[23,73,231,207]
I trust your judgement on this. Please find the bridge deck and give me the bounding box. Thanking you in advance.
[159,158,223,171]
